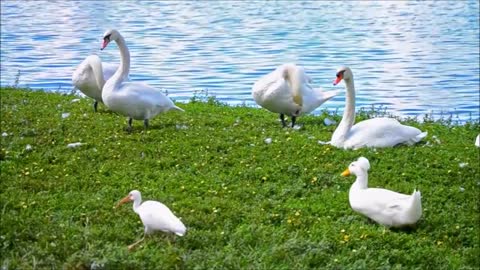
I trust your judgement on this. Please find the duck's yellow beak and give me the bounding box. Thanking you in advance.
[341,168,351,177]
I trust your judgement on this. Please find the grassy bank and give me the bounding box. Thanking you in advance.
[1,87,479,269]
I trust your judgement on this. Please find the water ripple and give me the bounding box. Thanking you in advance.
[0,0,478,122]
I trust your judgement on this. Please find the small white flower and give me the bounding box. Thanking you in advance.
[61,113,70,119]
[432,135,441,144]
[292,125,302,130]
[2,132,8,137]
[318,140,331,145]
[459,187,465,192]
[175,124,188,130]
[71,99,80,103]
[25,144,32,151]
[67,142,84,148]
[459,162,468,168]
[323,118,337,126]
[264,138,272,144]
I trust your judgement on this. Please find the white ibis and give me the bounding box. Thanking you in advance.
[116,190,186,250]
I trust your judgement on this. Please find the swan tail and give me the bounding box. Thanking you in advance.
[406,190,422,224]
[414,131,428,142]
[170,105,185,112]
[320,89,340,102]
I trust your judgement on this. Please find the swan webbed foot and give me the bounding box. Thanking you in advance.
[143,119,149,130]
[291,116,297,128]
[280,114,287,128]
[93,101,98,112]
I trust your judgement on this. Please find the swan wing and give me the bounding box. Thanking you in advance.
[252,66,300,115]
[107,82,175,119]
[346,118,424,149]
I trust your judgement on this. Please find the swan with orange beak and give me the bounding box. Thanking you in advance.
[116,190,186,250]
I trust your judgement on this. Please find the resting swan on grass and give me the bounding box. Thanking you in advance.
[341,157,422,228]
[252,63,338,127]
[331,67,427,149]
[72,55,118,112]
[100,29,184,132]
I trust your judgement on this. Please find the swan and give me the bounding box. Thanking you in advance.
[252,63,338,127]
[331,67,427,149]
[475,134,479,147]
[341,157,422,228]
[100,29,184,131]
[72,55,118,112]
[116,190,186,250]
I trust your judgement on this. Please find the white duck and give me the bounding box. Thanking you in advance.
[101,29,184,131]
[116,190,187,250]
[341,157,422,228]
[72,55,118,112]
[252,63,338,127]
[331,67,427,149]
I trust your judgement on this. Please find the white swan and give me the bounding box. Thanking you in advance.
[72,55,118,112]
[100,29,184,131]
[331,67,427,149]
[341,157,422,228]
[252,63,338,127]
[475,134,480,147]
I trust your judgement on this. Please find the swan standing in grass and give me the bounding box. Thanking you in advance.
[72,55,118,112]
[331,67,427,149]
[475,134,480,147]
[100,29,184,132]
[116,190,187,250]
[341,157,422,228]
[252,63,338,127]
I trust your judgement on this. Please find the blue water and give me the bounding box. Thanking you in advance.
[1,1,479,122]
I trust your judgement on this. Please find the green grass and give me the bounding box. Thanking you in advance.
[1,87,479,269]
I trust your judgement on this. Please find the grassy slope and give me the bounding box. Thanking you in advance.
[0,87,479,269]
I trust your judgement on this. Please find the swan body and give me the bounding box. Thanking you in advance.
[116,190,186,250]
[72,55,118,111]
[252,63,338,127]
[341,157,422,228]
[100,29,184,131]
[331,67,427,149]
[475,134,479,147]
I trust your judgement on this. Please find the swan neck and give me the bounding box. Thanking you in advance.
[334,78,356,139]
[112,35,130,83]
[90,57,105,90]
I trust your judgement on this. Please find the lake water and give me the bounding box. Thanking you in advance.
[1,1,479,122]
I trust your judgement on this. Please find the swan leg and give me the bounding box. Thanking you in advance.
[127,117,133,133]
[93,101,98,112]
[143,119,149,130]
[280,114,287,128]
[291,116,297,128]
